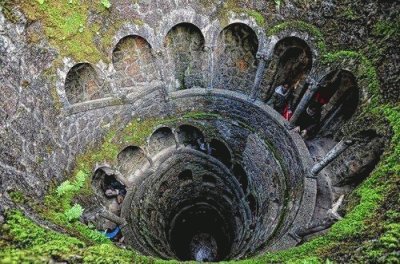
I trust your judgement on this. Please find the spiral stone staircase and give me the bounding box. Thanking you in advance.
[0,4,390,262]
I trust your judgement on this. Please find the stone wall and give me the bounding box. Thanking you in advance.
[164,23,207,90]
[65,63,108,104]
[112,35,160,90]
[214,23,259,94]
[0,1,397,261]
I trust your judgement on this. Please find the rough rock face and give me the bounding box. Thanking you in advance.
[0,0,398,262]
[0,0,396,198]
[0,11,59,198]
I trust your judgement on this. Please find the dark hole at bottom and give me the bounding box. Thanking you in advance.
[169,205,233,262]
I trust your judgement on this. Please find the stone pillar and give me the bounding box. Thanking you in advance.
[98,209,127,226]
[250,52,270,100]
[152,48,169,102]
[311,140,354,176]
[288,79,319,128]
[205,45,216,89]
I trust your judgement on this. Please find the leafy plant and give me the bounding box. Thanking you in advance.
[100,0,111,9]
[74,170,87,189]
[56,180,76,196]
[56,170,87,197]
[38,0,44,4]
[64,204,84,222]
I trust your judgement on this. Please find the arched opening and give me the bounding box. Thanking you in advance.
[92,167,127,237]
[214,23,259,94]
[209,139,232,167]
[148,127,176,156]
[315,70,359,137]
[117,146,148,177]
[112,35,159,89]
[247,194,257,217]
[178,170,193,181]
[292,70,359,139]
[164,23,206,90]
[177,125,205,150]
[329,130,385,195]
[263,37,312,107]
[232,163,248,192]
[92,167,127,202]
[65,63,107,104]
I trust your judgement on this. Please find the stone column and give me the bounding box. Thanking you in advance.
[98,209,127,227]
[98,209,127,226]
[250,52,270,100]
[311,140,354,176]
[205,45,216,89]
[288,78,319,128]
[152,48,169,102]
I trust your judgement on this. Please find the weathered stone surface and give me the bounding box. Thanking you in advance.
[0,0,397,261]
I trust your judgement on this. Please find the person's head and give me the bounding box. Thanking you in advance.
[282,83,289,90]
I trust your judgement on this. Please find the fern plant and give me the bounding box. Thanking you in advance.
[56,180,77,196]
[56,170,88,197]
[64,204,84,222]
[74,170,87,189]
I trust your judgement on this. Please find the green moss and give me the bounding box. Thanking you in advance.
[267,20,326,53]
[0,210,155,263]
[244,9,265,27]
[8,191,26,204]
[372,20,400,38]
[244,104,399,263]
[341,7,360,21]
[28,112,221,245]
[2,103,399,263]
[17,1,103,63]
[216,0,265,27]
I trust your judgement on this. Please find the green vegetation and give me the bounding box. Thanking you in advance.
[244,9,265,27]
[0,0,398,259]
[17,1,102,63]
[0,210,155,263]
[341,7,360,21]
[100,0,111,9]
[267,20,327,53]
[20,112,220,246]
[265,21,399,262]
[15,0,126,65]
[57,170,87,197]
[372,20,400,39]
[322,51,380,102]
[251,105,399,263]
[216,0,265,27]
[8,191,26,204]
[64,204,84,222]
[1,103,399,262]
[1,112,225,262]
